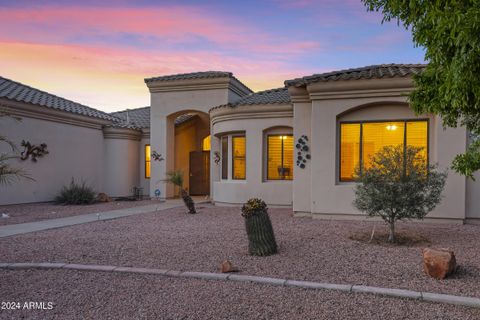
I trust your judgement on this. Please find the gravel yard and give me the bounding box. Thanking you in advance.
[1,269,479,320]
[0,200,163,226]
[1,205,479,299]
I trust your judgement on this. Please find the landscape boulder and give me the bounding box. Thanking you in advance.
[219,260,237,273]
[96,193,112,203]
[422,248,456,280]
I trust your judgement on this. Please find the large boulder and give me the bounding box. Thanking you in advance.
[96,193,112,203]
[422,248,456,280]
[219,260,237,273]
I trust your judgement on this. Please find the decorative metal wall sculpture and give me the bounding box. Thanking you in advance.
[20,140,49,162]
[295,135,311,169]
[213,151,221,165]
[151,151,164,162]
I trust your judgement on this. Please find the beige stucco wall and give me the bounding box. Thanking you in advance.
[0,114,104,204]
[147,77,250,199]
[102,128,141,198]
[466,172,480,221]
[290,77,470,222]
[292,100,312,213]
[211,104,293,206]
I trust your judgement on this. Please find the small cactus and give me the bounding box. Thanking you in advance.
[241,198,277,256]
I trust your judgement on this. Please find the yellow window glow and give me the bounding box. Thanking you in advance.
[340,124,361,181]
[202,135,211,151]
[267,135,293,180]
[145,144,151,179]
[407,121,428,166]
[339,120,428,182]
[232,136,246,180]
[362,122,405,169]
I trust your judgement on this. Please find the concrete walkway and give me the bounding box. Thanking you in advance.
[0,198,209,238]
[2,262,479,309]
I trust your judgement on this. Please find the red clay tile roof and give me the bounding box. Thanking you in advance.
[285,64,426,87]
[0,76,114,121]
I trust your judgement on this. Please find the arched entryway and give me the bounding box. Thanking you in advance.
[169,110,210,197]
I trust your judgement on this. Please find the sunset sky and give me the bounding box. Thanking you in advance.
[0,0,424,112]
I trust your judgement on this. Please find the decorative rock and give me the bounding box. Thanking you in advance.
[422,248,456,279]
[97,193,112,202]
[219,260,237,273]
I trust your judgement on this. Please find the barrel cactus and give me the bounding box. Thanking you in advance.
[241,198,277,256]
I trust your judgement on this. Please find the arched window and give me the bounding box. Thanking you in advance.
[339,120,428,181]
[264,127,293,180]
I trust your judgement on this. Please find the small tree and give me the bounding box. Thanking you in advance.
[353,145,446,243]
[165,170,196,214]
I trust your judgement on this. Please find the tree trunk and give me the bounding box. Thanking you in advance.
[388,221,396,243]
[180,188,196,214]
[244,210,277,256]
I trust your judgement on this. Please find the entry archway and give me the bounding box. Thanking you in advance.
[167,110,210,197]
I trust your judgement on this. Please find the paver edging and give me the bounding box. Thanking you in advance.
[2,262,480,309]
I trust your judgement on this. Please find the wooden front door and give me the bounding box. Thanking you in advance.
[189,151,210,195]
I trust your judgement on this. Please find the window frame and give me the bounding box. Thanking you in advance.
[231,134,246,180]
[144,144,151,179]
[266,133,294,181]
[338,118,430,182]
[221,135,229,180]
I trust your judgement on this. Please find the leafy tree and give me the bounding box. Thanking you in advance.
[0,109,30,185]
[353,145,447,243]
[362,0,480,178]
[165,170,196,214]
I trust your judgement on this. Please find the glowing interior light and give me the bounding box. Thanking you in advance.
[386,125,398,131]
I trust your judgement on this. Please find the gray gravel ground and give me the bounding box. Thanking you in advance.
[1,205,479,299]
[0,200,163,226]
[1,269,480,320]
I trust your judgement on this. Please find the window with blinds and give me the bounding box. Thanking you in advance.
[340,120,428,181]
[221,136,228,179]
[232,136,246,180]
[267,135,293,180]
[145,144,151,179]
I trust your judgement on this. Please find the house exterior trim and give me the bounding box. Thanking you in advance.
[0,99,110,130]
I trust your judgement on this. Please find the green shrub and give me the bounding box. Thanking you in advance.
[353,145,447,243]
[55,178,96,205]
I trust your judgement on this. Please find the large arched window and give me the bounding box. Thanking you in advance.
[339,119,428,181]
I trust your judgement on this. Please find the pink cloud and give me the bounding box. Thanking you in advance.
[0,41,308,111]
[0,6,321,56]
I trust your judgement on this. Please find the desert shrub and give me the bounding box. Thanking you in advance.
[55,178,96,205]
[353,145,447,243]
[242,198,277,256]
[165,170,196,214]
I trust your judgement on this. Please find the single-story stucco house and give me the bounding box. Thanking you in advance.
[1,64,479,224]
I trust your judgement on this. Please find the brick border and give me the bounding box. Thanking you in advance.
[2,262,479,309]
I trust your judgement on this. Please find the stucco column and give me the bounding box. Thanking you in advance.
[288,87,313,214]
[150,114,175,199]
[292,101,312,214]
[210,135,220,198]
